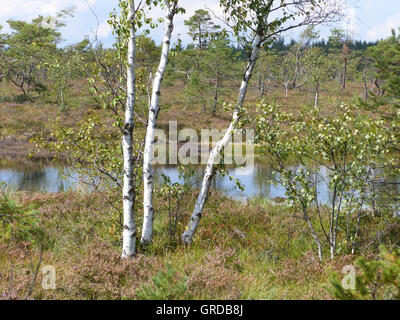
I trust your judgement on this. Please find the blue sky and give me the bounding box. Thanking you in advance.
[0,0,399,47]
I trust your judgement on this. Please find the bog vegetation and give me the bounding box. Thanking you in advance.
[0,0,399,300]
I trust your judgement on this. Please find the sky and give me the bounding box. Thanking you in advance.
[0,0,399,47]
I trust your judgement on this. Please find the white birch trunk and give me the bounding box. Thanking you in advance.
[122,0,137,258]
[141,0,178,245]
[181,34,263,245]
[314,85,319,108]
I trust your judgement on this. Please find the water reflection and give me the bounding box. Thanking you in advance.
[0,161,79,193]
[0,160,294,201]
[152,164,333,203]
[0,160,398,208]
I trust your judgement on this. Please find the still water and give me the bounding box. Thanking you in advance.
[0,159,334,203]
[1,159,399,216]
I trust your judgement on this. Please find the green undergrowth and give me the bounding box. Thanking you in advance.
[1,189,398,300]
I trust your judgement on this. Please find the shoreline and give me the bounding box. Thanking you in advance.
[0,136,55,161]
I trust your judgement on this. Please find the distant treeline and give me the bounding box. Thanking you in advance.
[222,38,379,61]
[284,38,377,52]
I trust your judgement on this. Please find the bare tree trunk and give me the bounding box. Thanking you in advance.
[26,63,33,96]
[372,78,380,95]
[141,0,178,245]
[314,84,319,108]
[291,51,301,89]
[181,34,263,245]
[122,0,137,258]
[261,81,265,97]
[212,65,221,115]
[59,89,64,111]
[371,181,376,218]
[260,78,266,98]
[198,26,203,50]
[302,207,323,261]
[363,71,368,100]
[342,58,347,91]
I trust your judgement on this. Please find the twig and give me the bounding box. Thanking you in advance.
[24,243,44,300]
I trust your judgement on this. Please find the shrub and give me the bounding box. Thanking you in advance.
[329,246,400,300]
[0,192,44,245]
[136,263,190,300]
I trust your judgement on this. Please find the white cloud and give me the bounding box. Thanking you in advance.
[97,19,111,38]
[0,0,98,19]
[342,5,358,36]
[366,13,400,41]
[364,0,374,12]
[146,0,223,44]
[0,0,100,40]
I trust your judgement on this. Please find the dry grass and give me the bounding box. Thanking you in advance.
[1,189,388,300]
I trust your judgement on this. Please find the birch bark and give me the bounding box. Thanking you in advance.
[141,0,178,245]
[181,34,263,245]
[122,0,137,258]
[314,85,319,108]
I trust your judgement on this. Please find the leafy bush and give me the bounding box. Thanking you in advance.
[0,192,44,245]
[12,94,31,103]
[329,246,400,300]
[159,166,196,242]
[254,102,394,260]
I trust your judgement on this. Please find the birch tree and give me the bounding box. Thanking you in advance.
[181,0,344,245]
[254,102,391,260]
[277,50,298,97]
[290,25,319,90]
[121,0,138,258]
[255,48,281,97]
[141,0,181,245]
[303,47,336,107]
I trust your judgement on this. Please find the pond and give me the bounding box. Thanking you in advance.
[0,159,333,203]
[0,159,398,207]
